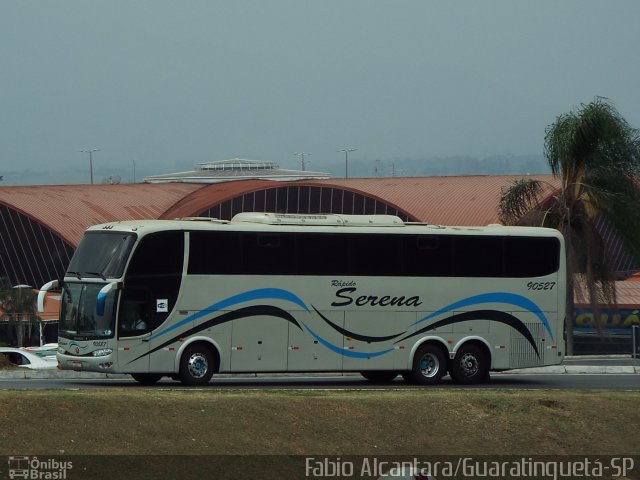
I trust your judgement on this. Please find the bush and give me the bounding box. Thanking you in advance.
[0,353,14,369]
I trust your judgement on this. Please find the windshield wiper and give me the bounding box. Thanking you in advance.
[66,271,82,280]
[85,271,107,280]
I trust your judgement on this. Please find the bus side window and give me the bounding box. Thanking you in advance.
[504,237,560,277]
[404,235,454,276]
[121,231,184,335]
[296,233,349,275]
[188,231,243,275]
[119,288,151,336]
[243,233,295,275]
[349,234,402,276]
[453,236,504,277]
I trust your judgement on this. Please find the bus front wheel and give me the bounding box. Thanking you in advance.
[449,344,488,384]
[179,344,216,386]
[408,343,446,385]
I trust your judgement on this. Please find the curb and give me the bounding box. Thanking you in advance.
[0,370,127,379]
[505,365,640,374]
[1,366,639,379]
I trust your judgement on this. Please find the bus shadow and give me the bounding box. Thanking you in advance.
[71,374,546,389]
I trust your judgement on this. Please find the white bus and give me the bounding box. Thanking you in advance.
[39,212,566,386]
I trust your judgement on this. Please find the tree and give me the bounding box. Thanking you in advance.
[498,98,640,355]
[0,277,41,347]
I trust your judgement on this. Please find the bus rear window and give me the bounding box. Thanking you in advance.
[504,236,560,277]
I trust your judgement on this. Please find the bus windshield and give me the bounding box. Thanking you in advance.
[59,282,117,339]
[67,232,137,279]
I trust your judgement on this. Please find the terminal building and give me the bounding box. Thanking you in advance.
[143,158,331,183]
[0,159,638,352]
[0,168,562,289]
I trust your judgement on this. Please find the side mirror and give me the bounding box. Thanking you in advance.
[96,282,121,316]
[37,280,60,313]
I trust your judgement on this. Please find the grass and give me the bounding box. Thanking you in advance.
[1,388,638,456]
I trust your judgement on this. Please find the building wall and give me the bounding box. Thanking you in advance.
[0,205,73,288]
[198,185,411,221]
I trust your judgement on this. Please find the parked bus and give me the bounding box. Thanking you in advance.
[39,212,566,386]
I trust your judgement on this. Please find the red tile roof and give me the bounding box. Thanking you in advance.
[162,175,559,225]
[0,175,559,249]
[313,175,559,225]
[575,281,640,308]
[0,183,204,246]
[161,179,277,219]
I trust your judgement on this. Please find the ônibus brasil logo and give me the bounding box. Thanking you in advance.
[8,456,72,479]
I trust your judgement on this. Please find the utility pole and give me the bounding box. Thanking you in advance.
[337,148,357,178]
[80,148,101,184]
[294,152,311,171]
[374,159,382,177]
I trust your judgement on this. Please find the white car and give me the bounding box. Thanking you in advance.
[0,347,58,370]
[23,343,58,360]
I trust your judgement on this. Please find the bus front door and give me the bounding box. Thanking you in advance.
[116,333,151,373]
[116,289,152,373]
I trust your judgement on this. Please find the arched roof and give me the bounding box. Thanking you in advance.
[0,183,204,247]
[161,174,559,225]
[161,180,280,219]
[12,173,640,287]
[315,175,559,225]
[0,176,562,250]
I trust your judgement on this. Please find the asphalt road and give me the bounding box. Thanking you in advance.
[1,372,639,390]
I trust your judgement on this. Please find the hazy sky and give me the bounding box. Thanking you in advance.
[2,1,640,183]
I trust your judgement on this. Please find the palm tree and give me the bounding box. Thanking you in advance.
[0,277,41,347]
[499,98,640,355]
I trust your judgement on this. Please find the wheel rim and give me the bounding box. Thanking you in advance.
[419,352,439,378]
[459,352,479,377]
[187,352,209,379]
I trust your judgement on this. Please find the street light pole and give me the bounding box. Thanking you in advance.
[80,148,101,184]
[337,148,357,178]
[294,152,312,171]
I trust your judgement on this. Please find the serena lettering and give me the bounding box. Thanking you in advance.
[331,287,422,308]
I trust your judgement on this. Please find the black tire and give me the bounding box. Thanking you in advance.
[449,344,489,384]
[131,373,163,385]
[179,343,216,386]
[407,343,446,385]
[360,371,398,383]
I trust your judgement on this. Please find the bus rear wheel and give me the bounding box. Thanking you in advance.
[131,373,163,385]
[449,344,488,384]
[407,343,446,385]
[179,344,215,386]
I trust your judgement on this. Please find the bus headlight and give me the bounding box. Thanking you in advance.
[92,349,113,357]
[58,346,66,354]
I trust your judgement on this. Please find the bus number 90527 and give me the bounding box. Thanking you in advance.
[527,281,556,291]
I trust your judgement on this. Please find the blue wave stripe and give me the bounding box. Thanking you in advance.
[301,321,395,359]
[149,288,309,341]
[414,292,553,339]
